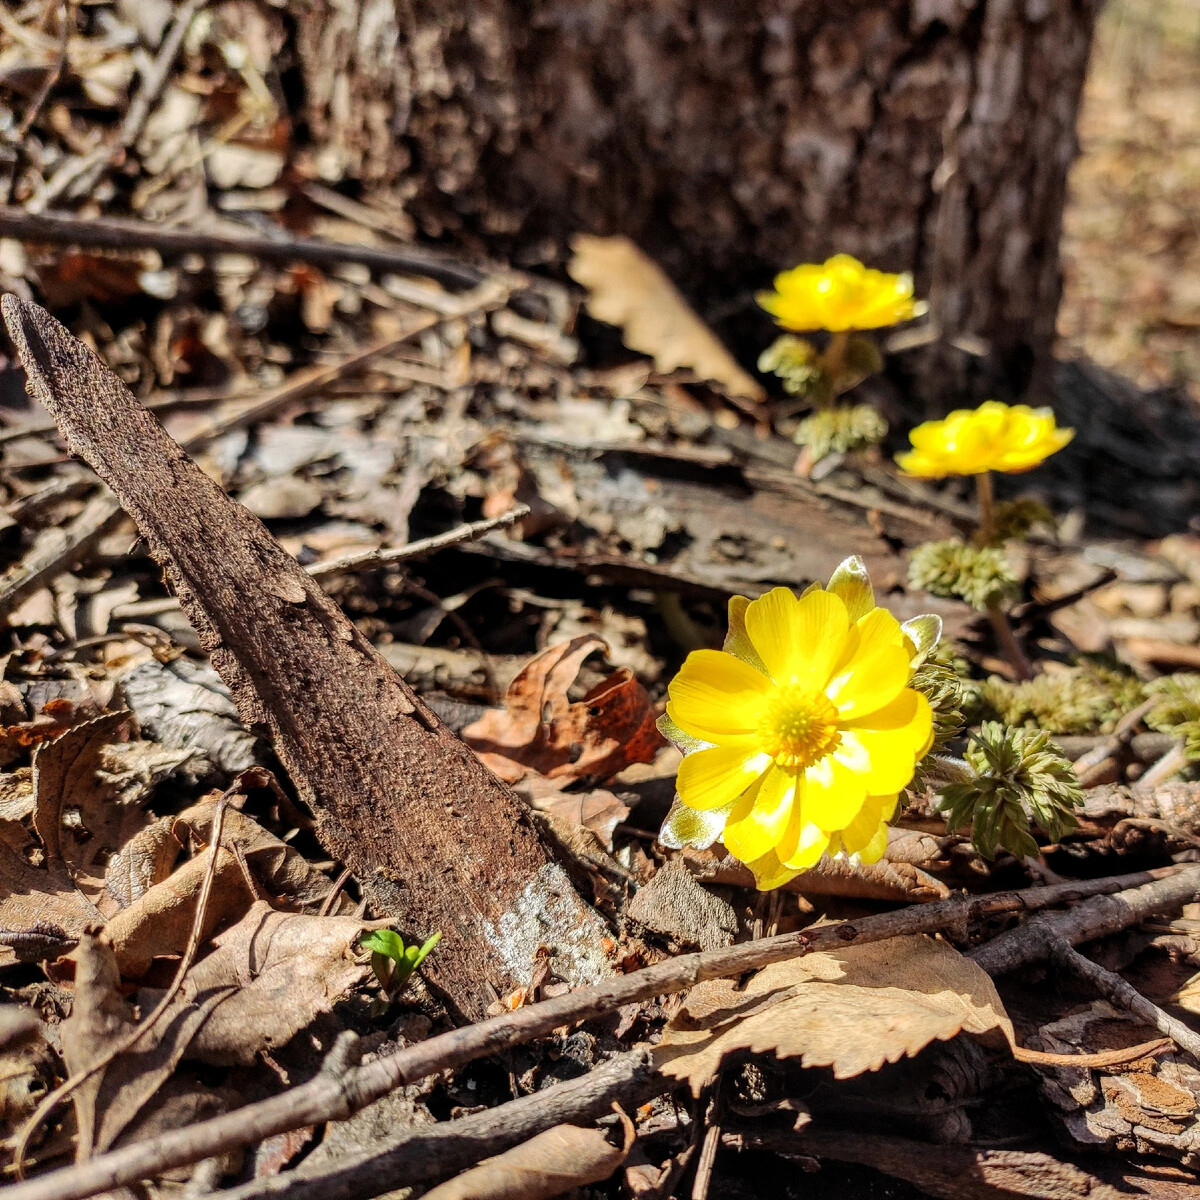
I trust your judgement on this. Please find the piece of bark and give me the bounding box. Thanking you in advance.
[1,297,607,1021]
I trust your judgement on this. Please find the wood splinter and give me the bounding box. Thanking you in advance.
[1,294,607,1022]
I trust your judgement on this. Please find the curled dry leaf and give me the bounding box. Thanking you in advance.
[61,933,232,1159]
[568,235,765,402]
[423,1109,636,1200]
[654,934,1013,1095]
[32,712,140,916]
[517,776,630,850]
[106,847,256,977]
[463,636,663,785]
[165,901,372,1066]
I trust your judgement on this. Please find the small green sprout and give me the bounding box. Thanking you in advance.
[361,929,441,997]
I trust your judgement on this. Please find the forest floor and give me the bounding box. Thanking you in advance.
[1,4,1200,1200]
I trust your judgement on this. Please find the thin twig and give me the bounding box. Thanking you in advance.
[13,2,72,143]
[1139,740,1192,788]
[1046,934,1200,1062]
[308,506,530,579]
[986,598,1034,681]
[0,206,486,290]
[220,1050,664,1200]
[967,865,1200,977]
[14,789,234,1174]
[4,867,1190,1200]
[1073,698,1156,784]
[0,290,504,618]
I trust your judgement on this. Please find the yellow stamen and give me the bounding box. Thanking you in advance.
[757,686,841,770]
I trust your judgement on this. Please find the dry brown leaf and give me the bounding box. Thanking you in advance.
[463,636,663,784]
[655,934,1012,1094]
[31,711,152,917]
[61,933,229,1158]
[106,848,255,977]
[568,235,765,401]
[423,1110,635,1200]
[0,838,102,968]
[173,798,356,913]
[518,777,630,850]
[169,901,371,1065]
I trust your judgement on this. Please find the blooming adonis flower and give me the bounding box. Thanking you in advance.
[757,254,928,334]
[896,400,1074,479]
[658,558,940,890]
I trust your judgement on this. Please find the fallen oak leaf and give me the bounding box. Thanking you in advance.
[423,1108,635,1200]
[568,235,765,402]
[0,838,101,968]
[60,933,232,1160]
[105,847,255,978]
[654,934,1012,1095]
[463,636,663,785]
[163,901,372,1066]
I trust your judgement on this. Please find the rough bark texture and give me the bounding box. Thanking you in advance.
[294,0,1101,403]
[1,296,608,1023]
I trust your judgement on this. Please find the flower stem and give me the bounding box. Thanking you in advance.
[822,330,850,404]
[975,470,996,545]
[986,598,1034,681]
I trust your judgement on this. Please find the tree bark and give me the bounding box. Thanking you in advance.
[1,296,608,1024]
[294,0,1102,404]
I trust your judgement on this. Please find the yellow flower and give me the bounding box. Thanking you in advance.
[658,558,939,890]
[757,254,927,333]
[896,400,1074,479]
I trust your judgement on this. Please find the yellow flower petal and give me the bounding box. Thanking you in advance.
[667,649,774,739]
[743,848,800,890]
[745,586,850,688]
[757,255,925,333]
[801,755,867,831]
[838,689,932,792]
[723,595,769,675]
[826,640,910,720]
[779,819,831,870]
[676,740,770,811]
[722,767,797,864]
[896,400,1073,478]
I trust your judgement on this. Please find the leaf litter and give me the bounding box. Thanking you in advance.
[0,3,1199,1198]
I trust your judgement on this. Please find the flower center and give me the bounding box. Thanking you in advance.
[757,686,841,770]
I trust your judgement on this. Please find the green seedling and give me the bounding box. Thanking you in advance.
[361,929,441,999]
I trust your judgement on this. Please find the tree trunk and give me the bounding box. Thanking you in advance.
[294,0,1102,405]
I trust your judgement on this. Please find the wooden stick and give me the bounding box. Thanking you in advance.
[967,866,1200,977]
[218,1050,663,1200]
[1046,935,1200,1062]
[0,206,484,290]
[3,867,1187,1200]
[2,296,603,1025]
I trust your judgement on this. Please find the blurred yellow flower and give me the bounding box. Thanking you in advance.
[896,401,1074,479]
[757,254,927,333]
[657,558,938,890]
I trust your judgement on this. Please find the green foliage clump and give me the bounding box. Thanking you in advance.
[908,538,1018,611]
[937,722,1083,860]
[758,335,826,399]
[911,656,966,755]
[793,403,888,460]
[976,662,1144,736]
[1145,674,1200,761]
